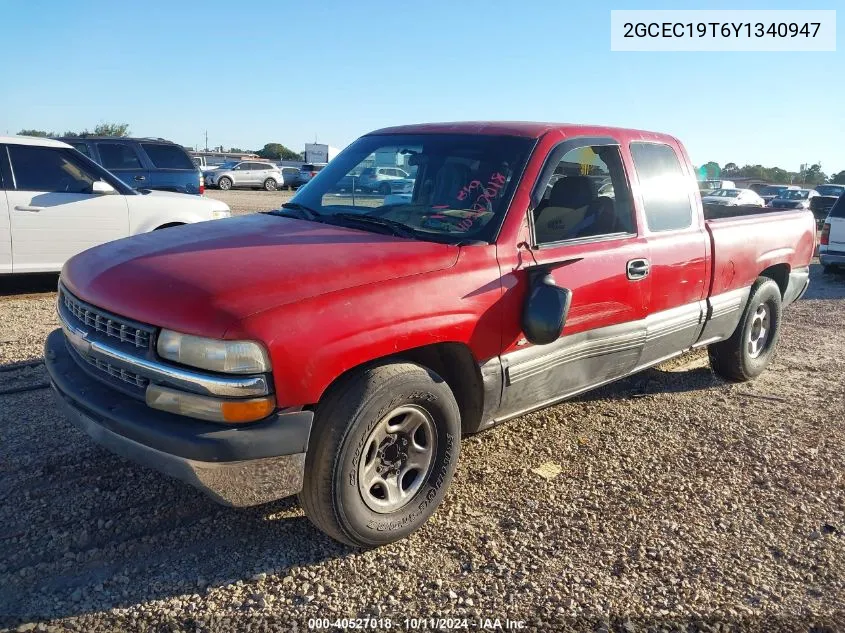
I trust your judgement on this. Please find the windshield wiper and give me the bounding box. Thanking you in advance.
[267,202,325,222]
[330,213,419,239]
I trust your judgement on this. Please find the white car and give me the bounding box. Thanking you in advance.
[205,161,285,191]
[819,195,845,273]
[0,136,231,274]
[701,188,765,207]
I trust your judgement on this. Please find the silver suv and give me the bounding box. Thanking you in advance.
[206,161,284,191]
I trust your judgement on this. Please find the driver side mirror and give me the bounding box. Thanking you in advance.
[522,270,573,345]
[91,180,116,195]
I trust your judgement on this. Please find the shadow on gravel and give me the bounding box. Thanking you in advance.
[575,365,723,403]
[0,384,353,624]
[0,272,60,298]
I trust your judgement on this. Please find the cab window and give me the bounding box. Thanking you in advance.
[533,144,634,245]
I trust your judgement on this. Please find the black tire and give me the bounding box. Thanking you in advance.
[822,264,837,274]
[378,182,392,195]
[217,177,232,191]
[263,178,278,192]
[299,362,461,547]
[709,277,783,382]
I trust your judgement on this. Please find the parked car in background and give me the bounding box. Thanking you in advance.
[46,121,813,546]
[810,184,845,227]
[698,179,736,196]
[296,163,327,188]
[768,188,818,210]
[280,166,301,190]
[55,136,203,195]
[205,161,285,191]
[357,166,412,194]
[701,188,764,207]
[759,184,800,205]
[820,194,845,272]
[0,136,230,274]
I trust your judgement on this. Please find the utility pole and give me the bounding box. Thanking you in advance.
[205,130,208,152]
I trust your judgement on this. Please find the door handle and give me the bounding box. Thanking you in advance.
[134,175,146,181]
[14,205,44,212]
[627,258,650,280]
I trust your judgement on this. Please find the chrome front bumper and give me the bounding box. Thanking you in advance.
[45,329,313,507]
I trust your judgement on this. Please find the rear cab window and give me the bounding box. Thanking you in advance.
[830,196,845,218]
[140,143,195,170]
[629,142,694,232]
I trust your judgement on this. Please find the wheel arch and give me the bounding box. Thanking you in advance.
[316,341,486,435]
[759,263,790,297]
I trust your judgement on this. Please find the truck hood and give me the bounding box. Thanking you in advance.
[62,214,460,338]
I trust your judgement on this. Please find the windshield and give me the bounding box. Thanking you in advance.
[288,133,535,243]
[218,161,238,170]
[707,189,740,197]
[778,190,810,200]
[816,185,845,197]
[760,186,787,196]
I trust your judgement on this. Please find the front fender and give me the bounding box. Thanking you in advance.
[225,246,505,406]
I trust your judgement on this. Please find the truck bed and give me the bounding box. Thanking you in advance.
[704,207,816,299]
[702,203,793,221]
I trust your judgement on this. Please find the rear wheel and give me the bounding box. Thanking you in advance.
[217,177,232,191]
[709,277,782,382]
[299,362,461,547]
[263,178,278,192]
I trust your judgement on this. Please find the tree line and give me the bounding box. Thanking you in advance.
[697,161,845,186]
[18,123,131,138]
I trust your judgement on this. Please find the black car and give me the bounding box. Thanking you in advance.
[54,136,203,195]
[811,184,845,227]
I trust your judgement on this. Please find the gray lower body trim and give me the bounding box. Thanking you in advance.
[53,388,305,507]
[493,287,750,422]
[694,286,751,347]
[783,266,810,306]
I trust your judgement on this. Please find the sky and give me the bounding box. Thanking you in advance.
[0,0,842,173]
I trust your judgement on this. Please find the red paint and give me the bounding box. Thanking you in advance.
[62,122,815,408]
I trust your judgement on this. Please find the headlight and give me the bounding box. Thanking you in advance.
[157,330,270,374]
[211,209,231,219]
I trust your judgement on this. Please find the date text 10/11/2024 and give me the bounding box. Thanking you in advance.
[307,617,528,630]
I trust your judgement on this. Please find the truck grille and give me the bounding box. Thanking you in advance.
[61,287,154,350]
[80,351,150,389]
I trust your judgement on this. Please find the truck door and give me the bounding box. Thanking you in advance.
[496,140,651,419]
[95,141,150,190]
[627,141,708,367]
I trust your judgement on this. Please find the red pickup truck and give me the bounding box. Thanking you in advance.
[45,122,815,546]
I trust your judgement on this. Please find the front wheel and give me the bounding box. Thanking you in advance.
[217,177,232,191]
[299,362,461,547]
[264,178,278,192]
[709,277,783,382]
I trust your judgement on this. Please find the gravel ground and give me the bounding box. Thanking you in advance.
[1,201,844,631]
[203,189,295,216]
